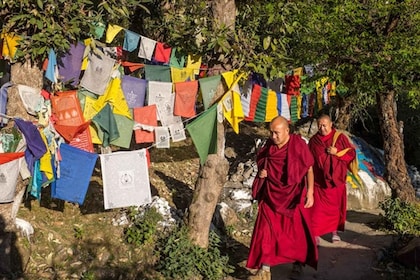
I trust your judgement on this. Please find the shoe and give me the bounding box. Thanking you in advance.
[332,232,341,243]
[248,268,271,280]
[288,262,303,280]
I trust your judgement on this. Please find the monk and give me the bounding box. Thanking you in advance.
[247,116,318,280]
[308,114,356,244]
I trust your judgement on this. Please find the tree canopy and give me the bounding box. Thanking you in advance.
[289,0,420,108]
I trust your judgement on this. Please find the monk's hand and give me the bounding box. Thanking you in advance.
[327,146,338,155]
[304,192,314,208]
[259,169,267,178]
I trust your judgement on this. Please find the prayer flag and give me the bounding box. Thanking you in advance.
[144,64,171,82]
[45,49,58,83]
[222,84,244,134]
[110,113,134,149]
[154,42,172,63]
[244,84,262,121]
[17,85,43,116]
[80,52,115,95]
[265,89,278,122]
[253,86,268,123]
[174,80,198,118]
[171,67,195,83]
[51,143,98,205]
[106,24,124,43]
[199,75,221,110]
[57,42,85,87]
[121,75,147,108]
[133,105,157,143]
[92,103,120,147]
[240,78,253,118]
[0,155,23,202]
[169,48,185,69]
[138,36,156,60]
[123,30,141,52]
[186,105,217,165]
[51,90,94,152]
[186,54,201,76]
[155,126,170,148]
[93,77,132,119]
[100,149,152,210]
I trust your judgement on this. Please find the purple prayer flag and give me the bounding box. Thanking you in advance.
[57,42,85,87]
[121,75,147,108]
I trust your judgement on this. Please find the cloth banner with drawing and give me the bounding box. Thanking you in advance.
[100,149,152,210]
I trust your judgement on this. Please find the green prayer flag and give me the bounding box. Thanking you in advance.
[290,96,298,123]
[186,105,218,165]
[144,64,171,82]
[110,113,134,149]
[92,103,119,147]
[199,75,221,110]
[253,87,268,122]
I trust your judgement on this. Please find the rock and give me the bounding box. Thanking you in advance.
[347,170,391,210]
[396,237,420,269]
[213,202,239,229]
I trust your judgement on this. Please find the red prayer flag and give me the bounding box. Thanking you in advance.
[244,84,262,121]
[133,105,158,143]
[154,42,172,64]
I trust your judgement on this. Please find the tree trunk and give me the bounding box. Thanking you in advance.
[333,95,354,130]
[187,78,229,248]
[376,90,416,202]
[187,134,229,248]
[0,61,42,275]
[187,0,236,248]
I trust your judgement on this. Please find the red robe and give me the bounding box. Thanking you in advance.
[246,134,317,270]
[308,129,356,236]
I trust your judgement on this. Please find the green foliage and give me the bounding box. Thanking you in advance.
[73,224,84,240]
[0,0,152,62]
[135,0,301,80]
[124,207,163,246]
[379,197,420,236]
[290,0,420,104]
[156,226,234,280]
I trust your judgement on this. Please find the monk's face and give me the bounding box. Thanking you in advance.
[317,117,333,136]
[269,118,290,147]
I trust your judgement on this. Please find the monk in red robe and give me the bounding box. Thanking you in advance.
[247,116,317,280]
[308,115,356,244]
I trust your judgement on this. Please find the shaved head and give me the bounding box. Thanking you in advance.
[269,116,290,148]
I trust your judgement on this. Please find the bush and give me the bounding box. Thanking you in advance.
[124,207,163,246]
[379,197,420,236]
[155,226,234,280]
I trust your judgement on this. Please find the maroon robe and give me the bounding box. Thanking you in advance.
[246,134,317,270]
[308,129,356,236]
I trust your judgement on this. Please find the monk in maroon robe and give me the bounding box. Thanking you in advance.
[247,116,317,280]
[308,115,356,244]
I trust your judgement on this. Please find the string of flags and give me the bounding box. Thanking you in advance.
[0,24,339,210]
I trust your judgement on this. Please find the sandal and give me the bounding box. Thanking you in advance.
[332,232,341,243]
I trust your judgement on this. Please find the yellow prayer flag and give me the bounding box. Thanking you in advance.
[106,24,124,43]
[1,33,20,60]
[222,84,244,134]
[93,77,132,119]
[265,89,278,122]
[171,67,195,83]
[186,54,202,75]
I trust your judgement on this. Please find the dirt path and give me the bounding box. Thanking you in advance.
[269,209,393,280]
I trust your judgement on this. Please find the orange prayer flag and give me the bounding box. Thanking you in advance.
[173,80,198,118]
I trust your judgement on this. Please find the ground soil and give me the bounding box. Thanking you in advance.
[7,123,410,280]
